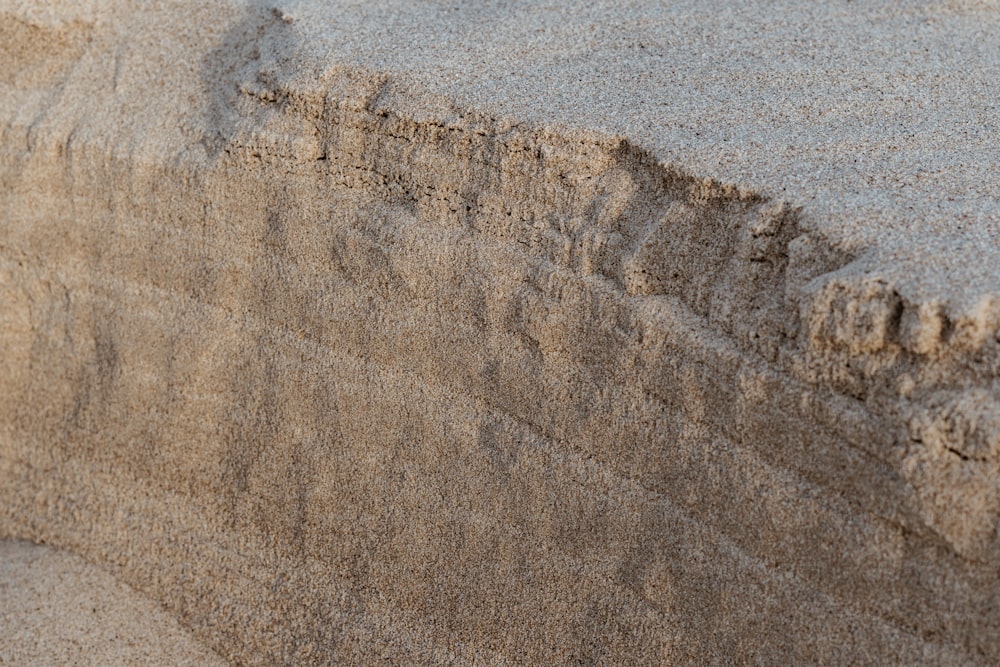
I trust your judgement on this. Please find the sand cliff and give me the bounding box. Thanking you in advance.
[2,1,1000,664]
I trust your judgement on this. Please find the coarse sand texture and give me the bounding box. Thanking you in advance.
[3,0,1000,664]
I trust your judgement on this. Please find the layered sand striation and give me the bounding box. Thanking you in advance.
[2,1,1000,664]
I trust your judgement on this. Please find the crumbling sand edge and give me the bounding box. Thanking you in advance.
[236,58,1000,564]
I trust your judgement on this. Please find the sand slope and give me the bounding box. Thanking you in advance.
[2,0,999,664]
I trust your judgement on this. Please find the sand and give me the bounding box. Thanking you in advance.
[0,539,226,666]
[2,0,1000,664]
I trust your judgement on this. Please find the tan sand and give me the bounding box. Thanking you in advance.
[0,539,226,666]
[2,0,1000,664]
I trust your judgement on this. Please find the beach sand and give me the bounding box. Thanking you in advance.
[3,0,1000,664]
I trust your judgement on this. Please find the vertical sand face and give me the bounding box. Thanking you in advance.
[3,2,1000,665]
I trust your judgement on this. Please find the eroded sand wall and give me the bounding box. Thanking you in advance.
[3,4,1000,665]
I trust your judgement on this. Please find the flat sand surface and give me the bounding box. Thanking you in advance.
[0,540,225,666]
